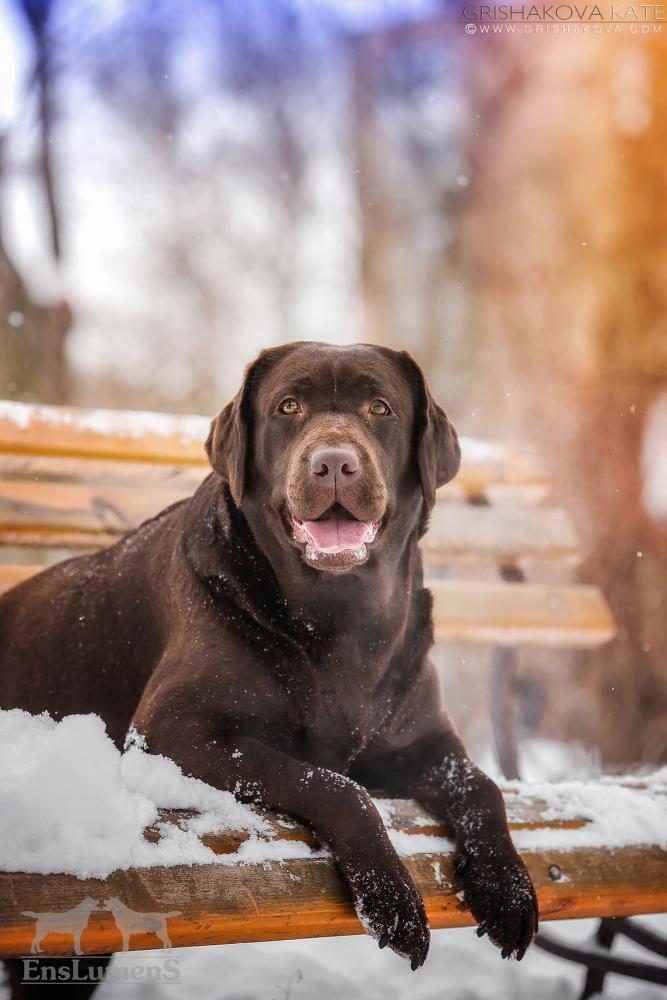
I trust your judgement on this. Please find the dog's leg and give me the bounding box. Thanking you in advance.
[132,710,429,969]
[413,739,538,960]
[354,727,538,962]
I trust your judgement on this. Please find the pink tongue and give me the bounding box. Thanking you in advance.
[305,513,370,553]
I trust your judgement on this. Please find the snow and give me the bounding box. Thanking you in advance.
[0,709,666,997]
[508,777,667,852]
[458,435,508,465]
[0,399,532,484]
[0,400,210,445]
[0,710,310,879]
[0,709,666,882]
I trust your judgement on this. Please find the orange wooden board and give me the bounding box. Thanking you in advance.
[0,564,615,647]
[0,402,546,493]
[0,478,581,569]
[0,790,664,960]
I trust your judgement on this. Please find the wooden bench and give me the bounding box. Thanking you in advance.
[0,401,615,647]
[1,399,664,962]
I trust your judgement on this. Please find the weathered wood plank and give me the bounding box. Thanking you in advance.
[425,504,581,565]
[145,794,589,855]
[0,481,190,536]
[2,848,666,958]
[0,453,547,508]
[0,479,580,568]
[0,531,116,551]
[0,403,210,467]
[0,402,546,492]
[0,564,42,591]
[0,794,664,958]
[0,453,207,488]
[0,566,615,646]
[431,579,616,647]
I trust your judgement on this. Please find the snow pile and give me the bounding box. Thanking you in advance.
[0,400,209,446]
[508,777,667,852]
[0,710,311,879]
[0,709,665,881]
[0,400,528,474]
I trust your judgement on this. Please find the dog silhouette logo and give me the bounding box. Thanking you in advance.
[21,897,182,954]
[104,898,181,950]
[21,897,100,955]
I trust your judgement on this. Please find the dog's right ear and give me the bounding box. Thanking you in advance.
[206,344,300,506]
[206,373,253,507]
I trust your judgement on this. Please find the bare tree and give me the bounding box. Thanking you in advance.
[459,33,667,766]
[0,0,71,402]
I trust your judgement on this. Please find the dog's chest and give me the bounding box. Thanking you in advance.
[295,648,395,770]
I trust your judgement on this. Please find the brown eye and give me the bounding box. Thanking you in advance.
[369,399,391,416]
[278,397,301,415]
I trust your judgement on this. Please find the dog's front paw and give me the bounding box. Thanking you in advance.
[347,864,430,969]
[456,845,538,961]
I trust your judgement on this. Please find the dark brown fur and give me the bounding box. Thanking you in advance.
[0,342,537,983]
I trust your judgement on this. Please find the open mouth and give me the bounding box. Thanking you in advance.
[289,503,379,563]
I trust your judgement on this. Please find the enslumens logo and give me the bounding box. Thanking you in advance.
[20,956,181,985]
[19,897,182,984]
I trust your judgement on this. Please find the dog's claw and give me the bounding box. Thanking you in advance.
[347,864,430,969]
[456,847,538,962]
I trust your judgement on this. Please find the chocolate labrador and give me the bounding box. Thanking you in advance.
[0,342,538,989]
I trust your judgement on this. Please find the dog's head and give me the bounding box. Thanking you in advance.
[206,342,459,574]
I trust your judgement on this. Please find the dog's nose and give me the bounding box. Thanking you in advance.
[309,446,360,486]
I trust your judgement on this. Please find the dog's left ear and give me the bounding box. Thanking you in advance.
[398,351,461,509]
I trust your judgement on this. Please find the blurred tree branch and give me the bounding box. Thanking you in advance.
[19,0,62,261]
[0,0,70,402]
[0,227,71,402]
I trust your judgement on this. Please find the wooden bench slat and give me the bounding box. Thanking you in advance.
[0,478,580,567]
[1,846,665,958]
[0,795,664,958]
[0,401,547,493]
[0,402,211,466]
[0,481,190,537]
[0,453,207,487]
[0,566,616,647]
[426,504,581,565]
[430,579,616,647]
[0,565,42,591]
[146,794,589,854]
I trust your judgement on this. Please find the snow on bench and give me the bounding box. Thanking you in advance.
[0,710,665,958]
